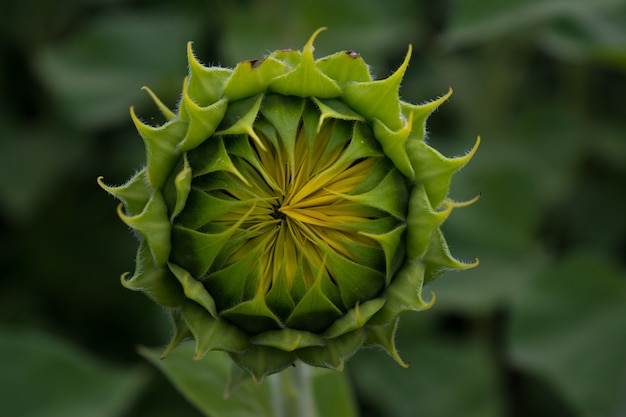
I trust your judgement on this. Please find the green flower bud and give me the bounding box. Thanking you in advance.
[99,28,479,382]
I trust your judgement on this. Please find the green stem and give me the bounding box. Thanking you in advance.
[269,362,319,417]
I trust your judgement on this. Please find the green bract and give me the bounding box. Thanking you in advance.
[99,28,479,382]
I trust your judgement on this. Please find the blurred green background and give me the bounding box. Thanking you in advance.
[1,0,625,416]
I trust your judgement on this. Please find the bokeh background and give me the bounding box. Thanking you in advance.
[1,0,625,416]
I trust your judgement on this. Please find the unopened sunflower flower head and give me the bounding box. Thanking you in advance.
[99,28,479,382]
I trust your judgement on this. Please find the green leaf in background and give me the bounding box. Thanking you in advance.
[350,321,504,417]
[0,327,148,417]
[508,253,626,417]
[218,0,417,71]
[442,0,626,50]
[139,343,273,417]
[0,122,90,223]
[140,342,358,417]
[428,250,546,315]
[32,10,202,129]
[539,7,626,64]
[442,0,626,70]
[427,164,548,314]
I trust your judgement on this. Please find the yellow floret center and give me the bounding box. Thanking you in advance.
[213,118,379,296]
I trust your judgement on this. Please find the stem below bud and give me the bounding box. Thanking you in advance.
[269,362,318,417]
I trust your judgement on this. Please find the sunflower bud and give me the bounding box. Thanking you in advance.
[99,28,479,382]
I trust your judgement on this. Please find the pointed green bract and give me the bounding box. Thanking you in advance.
[406,184,453,259]
[362,261,434,367]
[359,225,406,284]
[297,330,365,371]
[222,57,287,101]
[170,156,192,221]
[182,301,249,358]
[142,86,176,121]
[401,88,453,141]
[316,50,372,85]
[117,191,171,267]
[221,295,283,333]
[229,346,296,384]
[323,298,385,339]
[408,137,480,208]
[120,241,185,308]
[99,29,478,381]
[178,93,228,153]
[131,110,187,189]
[330,168,408,219]
[161,308,191,359]
[423,229,479,283]
[170,218,244,278]
[372,114,415,178]
[287,280,343,332]
[251,329,325,352]
[169,262,218,317]
[216,94,265,149]
[260,94,305,173]
[98,170,149,216]
[342,45,412,131]
[269,28,342,99]
[185,42,231,107]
